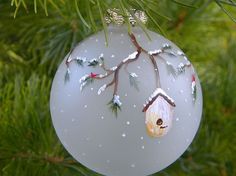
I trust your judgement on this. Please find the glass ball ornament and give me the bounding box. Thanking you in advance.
[50,25,202,176]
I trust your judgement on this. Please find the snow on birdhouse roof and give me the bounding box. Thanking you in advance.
[142,88,176,112]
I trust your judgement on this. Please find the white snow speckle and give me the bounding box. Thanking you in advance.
[110,66,118,71]
[111,54,115,58]
[176,118,179,121]
[99,53,104,58]
[125,93,128,97]
[141,146,145,149]
[133,104,137,108]
[113,95,122,106]
[79,74,89,83]
[121,33,124,37]
[140,136,144,140]
[180,90,184,94]
[97,84,107,95]
[60,109,64,113]
[84,49,88,53]
[137,66,141,69]
[122,133,126,138]
[148,49,162,55]
[130,72,138,78]
[90,87,94,91]
[101,116,104,120]
[98,144,102,148]
[84,105,88,108]
[122,51,138,63]
[95,39,99,42]
[126,121,130,125]
[71,118,75,122]
[177,50,185,56]
[131,164,135,168]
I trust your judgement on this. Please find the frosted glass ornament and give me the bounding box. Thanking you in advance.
[50,26,202,176]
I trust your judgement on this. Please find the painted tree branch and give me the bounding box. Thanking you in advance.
[65,33,196,115]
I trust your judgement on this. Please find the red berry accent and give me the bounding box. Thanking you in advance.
[90,72,98,78]
[192,74,196,82]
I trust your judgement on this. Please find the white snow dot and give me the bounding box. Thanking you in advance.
[140,136,144,140]
[167,87,170,91]
[121,33,124,37]
[84,49,88,53]
[95,39,99,42]
[141,145,145,149]
[111,54,115,58]
[91,87,94,91]
[101,116,104,120]
[98,144,102,148]
[180,90,184,94]
[60,109,64,113]
[137,66,141,69]
[188,113,192,117]
[125,93,128,97]
[84,105,88,108]
[126,121,130,125]
[185,98,188,102]
[133,104,136,108]
[176,118,179,121]
[122,133,126,138]
[131,164,135,168]
[172,78,176,82]
[71,118,75,122]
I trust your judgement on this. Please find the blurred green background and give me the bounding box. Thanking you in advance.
[0,0,236,175]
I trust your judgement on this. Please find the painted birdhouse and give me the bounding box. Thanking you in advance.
[143,88,176,137]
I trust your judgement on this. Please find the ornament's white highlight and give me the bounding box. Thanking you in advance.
[50,26,203,176]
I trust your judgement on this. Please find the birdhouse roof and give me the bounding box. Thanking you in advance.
[142,88,176,112]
